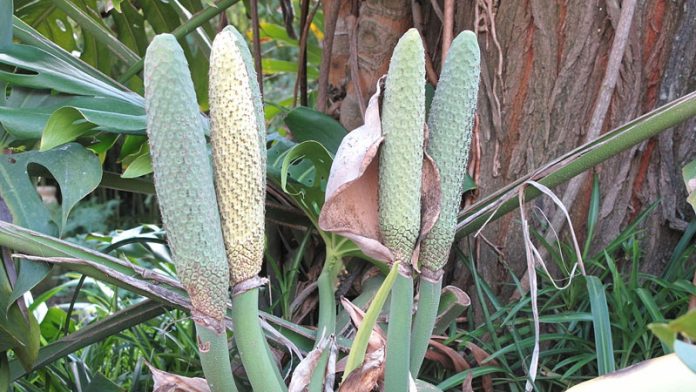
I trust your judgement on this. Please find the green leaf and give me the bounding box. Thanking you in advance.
[84,372,123,392]
[12,16,119,88]
[0,304,40,372]
[9,300,165,381]
[284,106,347,155]
[40,107,97,150]
[433,286,471,335]
[462,173,476,194]
[279,140,332,220]
[415,379,443,392]
[650,309,696,349]
[0,88,142,141]
[15,1,76,52]
[262,58,319,79]
[111,1,148,57]
[118,135,147,161]
[1,143,102,233]
[649,323,677,350]
[39,103,145,149]
[674,340,696,373]
[0,0,11,48]
[0,352,8,392]
[39,307,75,343]
[259,22,321,64]
[121,151,153,179]
[583,174,601,258]
[0,43,142,106]
[586,275,615,375]
[111,0,124,12]
[86,133,120,162]
[51,0,140,67]
[0,144,102,304]
[669,310,696,339]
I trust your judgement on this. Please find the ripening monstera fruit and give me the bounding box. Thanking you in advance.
[144,33,238,391]
[208,26,266,286]
[378,28,426,265]
[144,33,229,324]
[419,30,480,273]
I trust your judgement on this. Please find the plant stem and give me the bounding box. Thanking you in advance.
[117,0,242,84]
[308,251,342,391]
[384,267,413,391]
[194,324,239,392]
[231,287,286,392]
[409,275,442,376]
[456,90,696,239]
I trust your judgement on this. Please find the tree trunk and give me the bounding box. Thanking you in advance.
[323,1,696,293]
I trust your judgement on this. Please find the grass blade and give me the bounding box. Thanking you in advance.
[586,276,615,374]
[342,263,398,380]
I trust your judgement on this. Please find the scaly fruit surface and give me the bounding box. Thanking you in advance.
[378,28,426,264]
[209,27,266,285]
[144,34,229,323]
[420,30,480,272]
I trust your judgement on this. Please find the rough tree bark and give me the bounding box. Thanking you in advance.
[321,0,696,295]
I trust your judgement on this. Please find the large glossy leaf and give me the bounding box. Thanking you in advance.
[12,17,120,88]
[0,143,102,233]
[273,139,332,221]
[0,143,102,306]
[259,22,321,64]
[52,0,139,68]
[284,106,347,155]
[110,1,148,57]
[0,43,142,106]
[14,0,76,53]
[263,58,319,79]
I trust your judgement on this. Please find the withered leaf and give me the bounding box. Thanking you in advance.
[147,362,211,392]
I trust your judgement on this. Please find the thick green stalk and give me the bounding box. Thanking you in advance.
[195,325,239,392]
[231,289,285,392]
[409,276,442,375]
[384,270,414,391]
[456,90,696,239]
[309,251,342,390]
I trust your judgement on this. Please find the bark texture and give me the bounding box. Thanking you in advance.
[324,0,696,293]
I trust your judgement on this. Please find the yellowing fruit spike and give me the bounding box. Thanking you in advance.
[144,34,229,324]
[209,27,266,286]
[379,28,426,264]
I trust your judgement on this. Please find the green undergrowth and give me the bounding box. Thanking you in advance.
[422,202,696,391]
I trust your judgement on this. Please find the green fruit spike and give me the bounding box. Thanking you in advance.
[379,28,426,265]
[144,34,230,325]
[420,30,480,272]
